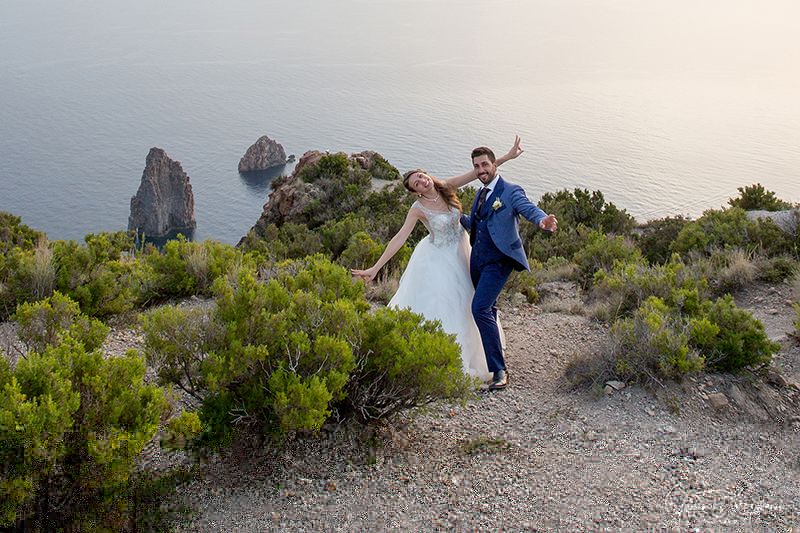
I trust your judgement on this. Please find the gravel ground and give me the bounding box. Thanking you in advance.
[172,283,800,531]
[2,284,799,530]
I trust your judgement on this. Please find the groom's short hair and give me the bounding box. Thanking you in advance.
[471,146,496,163]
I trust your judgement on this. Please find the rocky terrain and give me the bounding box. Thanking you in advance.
[238,135,287,173]
[128,147,196,237]
[2,280,798,530]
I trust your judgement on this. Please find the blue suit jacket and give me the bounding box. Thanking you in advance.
[460,176,547,271]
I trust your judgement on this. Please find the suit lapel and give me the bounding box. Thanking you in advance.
[484,177,505,217]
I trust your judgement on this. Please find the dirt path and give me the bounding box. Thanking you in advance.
[173,284,800,531]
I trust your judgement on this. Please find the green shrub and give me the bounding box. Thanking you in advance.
[538,256,579,282]
[728,183,794,211]
[573,229,644,286]
[524,224,592,265]
[591,256,707,321]
[0,212,44,254]
[538,188,635,234]
[142,256,472,448]
[757,256,798,283]
[694,295,780,371]
[504,269,540,303]
[142,238,250,302]
[1,298,168,530]
[636,215,690,265]
[793,303,800,338]
[50,232,140,317]
[14,292,109,354]
[319,214,369,258]
[344,307,474,421]
[609,297,704,382]
[0,247,40,319]
[671,208,795,258]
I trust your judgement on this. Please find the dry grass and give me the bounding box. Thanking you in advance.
[30,238,54,300]
[185,244,210,291]
[717,248,757,293]
[539,261,579,283]
[366,269,401,305]
[791,272,800,304]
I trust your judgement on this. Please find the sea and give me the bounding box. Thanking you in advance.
[1,0,798,244]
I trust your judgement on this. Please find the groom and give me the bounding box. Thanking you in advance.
[461,146,558,390]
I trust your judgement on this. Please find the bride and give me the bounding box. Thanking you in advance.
[351,137,523,381]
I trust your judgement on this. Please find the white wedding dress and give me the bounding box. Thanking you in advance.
[388,201,494,381]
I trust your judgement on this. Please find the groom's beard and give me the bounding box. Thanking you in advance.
[478,170,495,184]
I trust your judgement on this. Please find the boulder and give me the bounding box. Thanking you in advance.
[238,135,287,172]
[745,209,799,235]
[128,148,196,237]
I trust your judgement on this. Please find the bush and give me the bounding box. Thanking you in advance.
[319,214,369,258]
[715,248,757,294]
[671,208,795,258]
[538,188,635,234]
[0,212,44,254]
[14,292,109,354]
[142,256,472,449]
[504,269,540,303]
[591,256,707,321]
[142,238,250,302]
[572,229,644,286]
[344,307,474,421]
[793,303,800,338]
[0,247,40,319]
[51,232,140,317]
[694,295,780,371]
[636,216,690,265]
[728,183,794,211]
[757,256,798,283]
[1,297,168,530]
[609,297,704,382]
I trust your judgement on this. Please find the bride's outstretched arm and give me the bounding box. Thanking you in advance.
[351,207,423,283]
[443,135,524,189]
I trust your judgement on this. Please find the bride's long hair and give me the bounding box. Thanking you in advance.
[402,169,462,212]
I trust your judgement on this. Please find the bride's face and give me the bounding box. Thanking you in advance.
[407,172,434,194]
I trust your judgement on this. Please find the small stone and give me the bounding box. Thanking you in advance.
[605,380,626,391]
[324,480,337,492]
[645,408,656,416]
[767,308,779,315]
[707,393,729,410]
[766,369,789,388]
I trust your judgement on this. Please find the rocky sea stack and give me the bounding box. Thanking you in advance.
[128,147,196,237]
[238,135,287,172]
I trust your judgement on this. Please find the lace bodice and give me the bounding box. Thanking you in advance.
[413,201,464,247]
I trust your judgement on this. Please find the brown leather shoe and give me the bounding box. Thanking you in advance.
[488,369,508,391]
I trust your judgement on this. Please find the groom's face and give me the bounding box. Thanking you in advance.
[473,155,496,185]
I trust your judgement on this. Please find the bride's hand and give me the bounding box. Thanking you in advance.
[351,267,377,283]
[505,135,524,160]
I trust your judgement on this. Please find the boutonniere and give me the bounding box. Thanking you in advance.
[492,199,503,211]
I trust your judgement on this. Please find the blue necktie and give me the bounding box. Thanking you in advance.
[477,187,490,215]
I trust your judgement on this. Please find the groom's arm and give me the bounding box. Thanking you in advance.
[509,186,547,227]
[460,213,471,230]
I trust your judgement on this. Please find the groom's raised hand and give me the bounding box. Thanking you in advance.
[539,214,558,232]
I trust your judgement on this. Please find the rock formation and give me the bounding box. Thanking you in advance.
[745,209,799,235]
[128,148,196,237]
[239,149,400,245]
[238,135,287,172]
